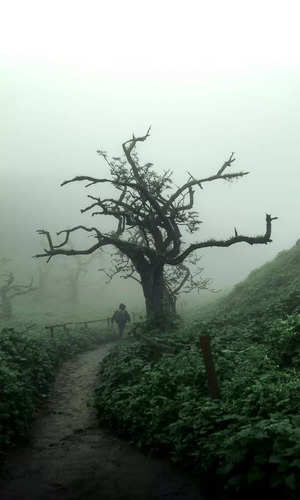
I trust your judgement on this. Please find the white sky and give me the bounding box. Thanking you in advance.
[1,0,300,73]
[1,0,300,292]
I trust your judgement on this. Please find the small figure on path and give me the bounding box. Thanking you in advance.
[111,303,131,337]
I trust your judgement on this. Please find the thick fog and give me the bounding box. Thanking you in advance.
[1,0,299,317]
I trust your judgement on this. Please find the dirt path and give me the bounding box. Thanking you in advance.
[0,343,207,500]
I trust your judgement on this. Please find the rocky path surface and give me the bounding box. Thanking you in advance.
[0,343,207,500]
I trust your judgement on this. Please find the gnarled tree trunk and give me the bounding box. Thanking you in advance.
[140,263,165,320]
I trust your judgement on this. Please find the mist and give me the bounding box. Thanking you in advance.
[1,0,300,319]
[2,3,300,500]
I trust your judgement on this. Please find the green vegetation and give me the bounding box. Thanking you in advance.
[1,242,299,496]
[202,240,300,322]
[0,323,113,468]
[94,242,300,498]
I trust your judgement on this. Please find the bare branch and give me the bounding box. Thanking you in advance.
[2,272,14,288]
[35,224,157,263]
[169,214,278,265]
[216,152,236,175]
[61,175,136,190]
[9,277,36,299]
[0,273,36,300]
[172,264,191,295]
[122,126,151,157]
[122,129,179,247]
[166,153,248,208]
[35,227,104,261]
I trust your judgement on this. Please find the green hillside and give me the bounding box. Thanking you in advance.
[204,240,300,321]
[94,241,300,499]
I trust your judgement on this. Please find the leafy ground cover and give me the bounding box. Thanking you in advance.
[94,242,300,499]
[94,314,300,498]
[0,323,115,468]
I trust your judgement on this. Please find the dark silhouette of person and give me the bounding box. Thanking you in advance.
[111,303,131,337]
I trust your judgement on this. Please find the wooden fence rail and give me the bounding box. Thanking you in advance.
[44,318,110,337]
[1,313,143,337]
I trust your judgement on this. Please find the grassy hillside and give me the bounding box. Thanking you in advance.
[201,240,300,321]
[93,240,300,499]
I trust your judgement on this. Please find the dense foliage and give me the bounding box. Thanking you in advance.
[94,243,300,498]
[94,315,300,498]
[0,324,113,468]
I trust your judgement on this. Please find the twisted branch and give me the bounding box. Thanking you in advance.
[169,214,278,265]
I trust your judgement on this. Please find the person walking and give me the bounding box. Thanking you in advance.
[111,303,131,338]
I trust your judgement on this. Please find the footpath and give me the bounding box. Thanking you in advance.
[0,343,206,500]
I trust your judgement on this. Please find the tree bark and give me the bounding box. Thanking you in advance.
[140,263,165,320]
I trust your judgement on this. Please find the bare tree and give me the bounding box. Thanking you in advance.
[35,261,53,303]
[34,238,55,303]
[0,257,12,267]
[0,272,36,320]
[100,250,211,314]
[35,128,277,323]
[65,252,98,305]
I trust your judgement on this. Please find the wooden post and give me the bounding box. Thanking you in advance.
[45,326,54,338]
[199,335,220,399]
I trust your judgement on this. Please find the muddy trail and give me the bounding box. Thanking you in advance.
[0,343,207,500]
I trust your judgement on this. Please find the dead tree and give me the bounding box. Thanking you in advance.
[66,255,90,305]
[35,261,54,303]
[64,246,102,305]
[35,128,277,324]
[100,251,211,314]
[34,236,57,303]
[0,258,12,267]
[0,272,36,320]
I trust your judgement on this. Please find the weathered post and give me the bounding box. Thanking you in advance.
[199,335,220,399]
[45,325,54,338]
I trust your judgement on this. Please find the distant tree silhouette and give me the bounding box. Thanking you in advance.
[65,252,99,305]
[0,272,35,320]
[35,261,53,303]
[35,128,277,324]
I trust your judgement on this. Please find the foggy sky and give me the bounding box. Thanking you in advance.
[1,0,300,309]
